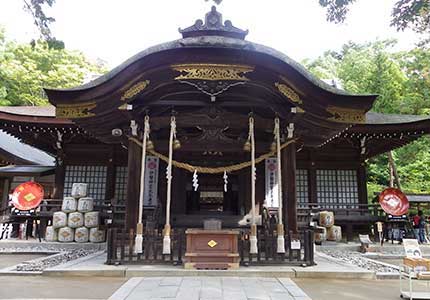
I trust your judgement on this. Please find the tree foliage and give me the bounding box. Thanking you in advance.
[0,27,106,106]
[320,0,430,36]
[303,40,430,195]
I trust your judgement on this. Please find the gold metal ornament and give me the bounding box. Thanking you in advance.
[243,139,251,152]
[274,82,302,104]
[171,63,254,81]
[56,102,96,118]
[173,138,181,150]
[326,106,366,123]
[120,80,150,101]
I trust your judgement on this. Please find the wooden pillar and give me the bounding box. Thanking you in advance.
[125,139,141,230]
[1,178,10,211]
[105,147,116,203]
[53,151,65,199]
[282,140,298,233]
[357,164,368,204]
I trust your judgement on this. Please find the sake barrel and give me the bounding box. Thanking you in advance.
[89,228,105,243]
[52,211,67,228]
[68,212,84,228]
[326,225,342,242]
[61,197,77,213]
[314,226,327,243]
[84,211,99,228]
[45,226,58,242]
[58,227,74,242]
[74,227,89,243]
[319,211,335,228]
[71,183,88,198]
[78,197,94,212]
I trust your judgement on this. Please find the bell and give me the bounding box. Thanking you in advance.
[146,139,154,151]
[243,139,251,152]
[173,138,181,150]
[270,140,277,152]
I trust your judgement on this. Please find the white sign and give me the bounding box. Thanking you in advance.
[265,158,279,208]
[291,239,301,250]
[403,239,422,258]
[144,156,159,207]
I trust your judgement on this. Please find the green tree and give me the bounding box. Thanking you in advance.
[0,28,106,106]
[303,40,430,195]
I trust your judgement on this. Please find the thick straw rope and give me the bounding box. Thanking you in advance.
[249,116,258,254]
[134,116,149,254]
[129,137,297,174]
[275,118,285,253]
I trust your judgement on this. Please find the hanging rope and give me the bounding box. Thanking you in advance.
[134,116,150,254]
[162,116,176,255]
[249,116,258,254]
[274,118,285,253]
[129,137,297,174]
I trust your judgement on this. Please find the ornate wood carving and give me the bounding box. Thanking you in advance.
[172,64,253,81]
[326,106,365,123]
[56,102,96,118]
[120,80,150,101]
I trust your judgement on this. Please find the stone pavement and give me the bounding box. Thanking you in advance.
[108,277,311,300]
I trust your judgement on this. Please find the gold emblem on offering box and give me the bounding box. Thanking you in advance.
[207,240,218,248]
[24,193,35,202]
[274,82,302,104]
[120,80,150,101]
[172,64,254,81]
[61,231,70,238]
[56,102,96,118]
[326,105,366,123]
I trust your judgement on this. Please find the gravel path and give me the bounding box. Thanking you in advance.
[319,249,399,273]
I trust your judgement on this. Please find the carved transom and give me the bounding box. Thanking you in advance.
[172,64,254,81]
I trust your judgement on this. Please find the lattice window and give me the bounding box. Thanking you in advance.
[64,165,107,201]
[114,166,128,205]
[316,169,358,208]
[296,169,309,207]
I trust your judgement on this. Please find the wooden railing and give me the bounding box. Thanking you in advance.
[106,226,314,267]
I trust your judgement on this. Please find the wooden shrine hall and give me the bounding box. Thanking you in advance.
[1,7,430,266]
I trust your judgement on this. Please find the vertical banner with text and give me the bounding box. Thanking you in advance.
[144,156,159,207]
[265,158,279,209]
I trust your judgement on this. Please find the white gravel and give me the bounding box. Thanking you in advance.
[319,249,399,273]
[15,248,98,271]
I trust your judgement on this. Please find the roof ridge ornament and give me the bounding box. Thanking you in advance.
[179,6,248,40]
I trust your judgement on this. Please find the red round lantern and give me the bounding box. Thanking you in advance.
[378,187,409,216]
[11,182,44,211]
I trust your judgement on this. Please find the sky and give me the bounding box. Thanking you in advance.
[0,0,420,68]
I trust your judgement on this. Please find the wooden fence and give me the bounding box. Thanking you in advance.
[106,225,314,267]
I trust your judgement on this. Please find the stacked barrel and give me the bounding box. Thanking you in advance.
[45,183,105,243]
[315,211,342,243]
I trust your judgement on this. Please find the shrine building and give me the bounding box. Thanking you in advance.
[1,7,430,266]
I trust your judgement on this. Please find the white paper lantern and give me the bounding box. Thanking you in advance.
[58,227,74,242]
[52,211,67,228]
[68,212,84,228]
[71,183,88,198]
[62,197,77,213]
[84,211,100,228]
[78,197,94,212]
[74,227,89,243]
